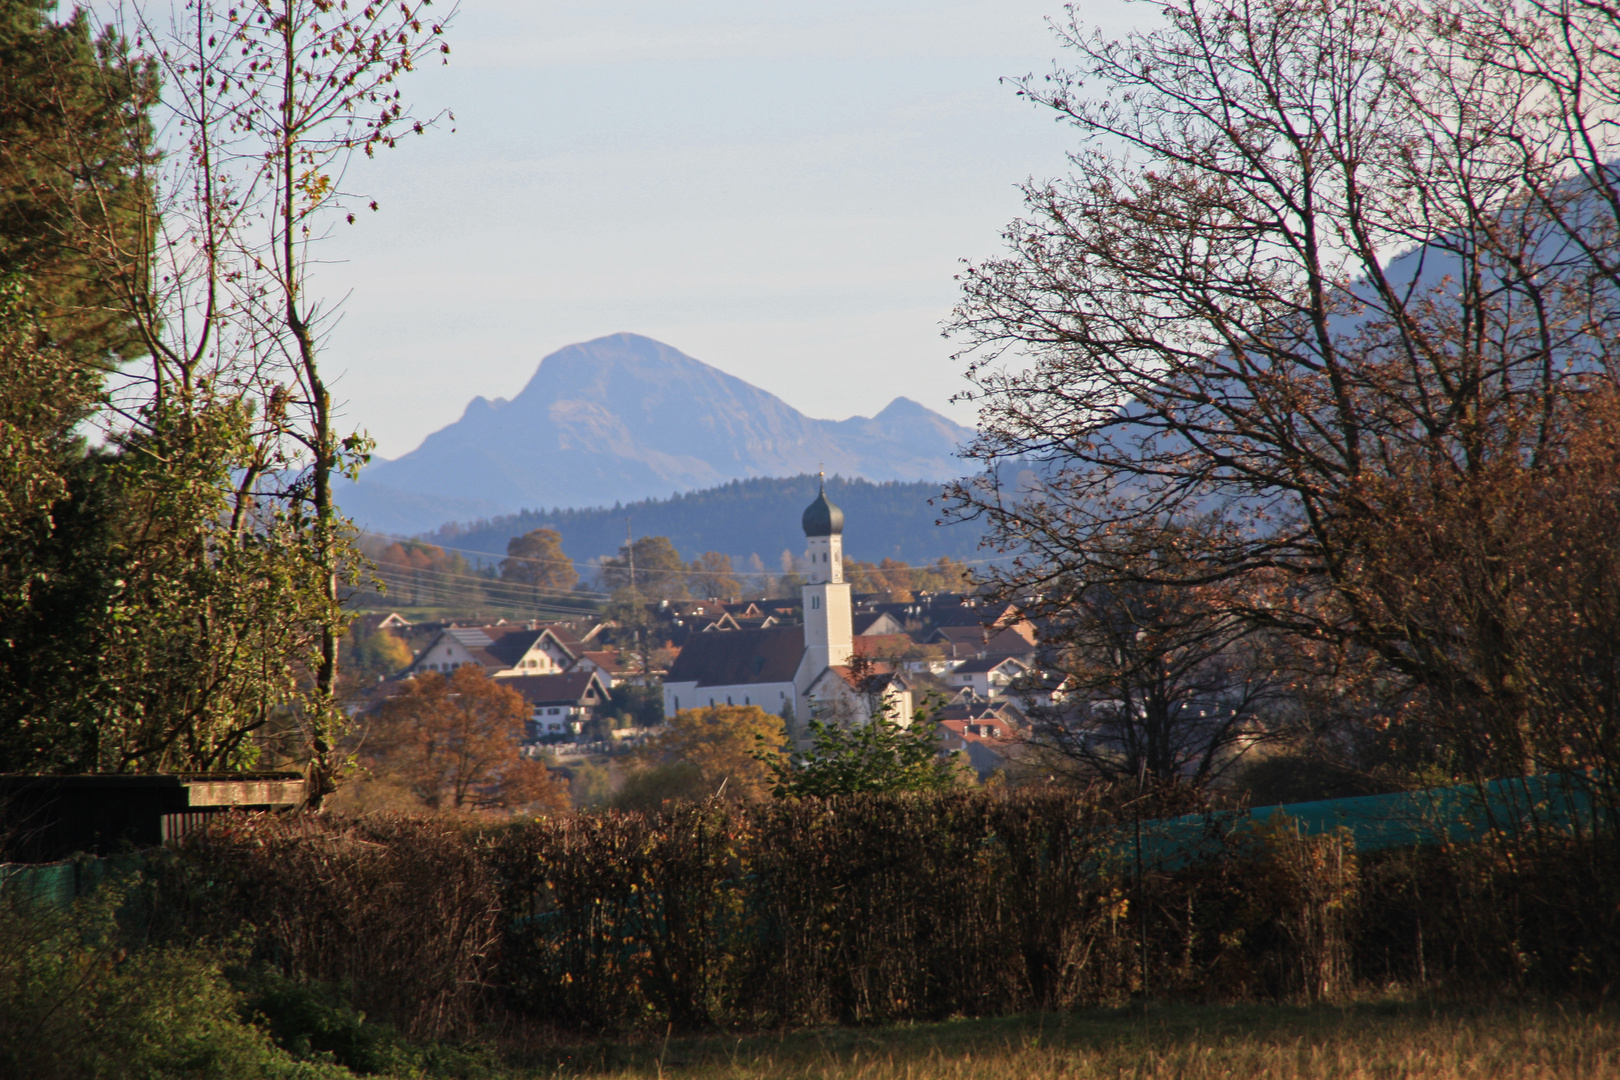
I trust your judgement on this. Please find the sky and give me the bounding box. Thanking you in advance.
[293,0,1152,459]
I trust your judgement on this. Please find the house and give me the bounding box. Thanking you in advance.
[936,712,1024,778]
[803,662,915,727]
[403,624,581,678]
[928,621,1038,660]
[661,478,907,727]
[945,655,1032,701]
[852,611,906,637]
[500,670,613,740]
[353,612,411,634]
[573,650,628,686]
[661,623,804,716]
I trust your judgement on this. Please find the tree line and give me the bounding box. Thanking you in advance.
[346,527,978,618]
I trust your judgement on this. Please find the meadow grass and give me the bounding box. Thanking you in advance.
[508,999,1620,1079]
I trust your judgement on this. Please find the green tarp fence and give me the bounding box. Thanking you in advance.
[0,851,146,907]
[1123,773,1602,869]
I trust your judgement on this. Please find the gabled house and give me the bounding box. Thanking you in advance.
[852,611,906,637]
[928,621,1038,660]
[403,624,581,679]
[946,655,1031,701]
[500,670,613,740]
[936,710,1024,778]
[661,624,804,716]
[573,650,627,686]
[804,663,915,727]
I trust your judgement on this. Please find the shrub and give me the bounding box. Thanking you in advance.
[153,813,503,1039]
[0,886,347,1080]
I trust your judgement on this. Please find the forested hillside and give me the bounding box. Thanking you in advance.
[422,474,989,569]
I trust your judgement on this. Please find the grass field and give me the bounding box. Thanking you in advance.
[503,1000,1620,1079]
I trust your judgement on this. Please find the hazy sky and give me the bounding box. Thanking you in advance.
[301,0,1151,459]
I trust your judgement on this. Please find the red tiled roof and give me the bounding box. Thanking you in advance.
[576,650,624,673]
[852,634,912,658]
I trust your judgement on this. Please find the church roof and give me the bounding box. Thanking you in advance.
[801,478,844,536]
[665,624,806,687]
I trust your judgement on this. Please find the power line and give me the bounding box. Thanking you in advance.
[359,529,1025,581]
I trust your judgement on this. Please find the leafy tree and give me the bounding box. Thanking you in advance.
[0,284,98,560]
[686,551,740,600]
[500,527,577,611]
[762,699,962,797]
[600,535,689,600]
[339,623,414,694]
[608,761,710,812]
[608,681,664,728]
[0,394,337,772]
[364,666,568,814]
[908,556,972,594]
[353,537,498,611]
[0,0,453,785]
[0,0,156,367]
[638,704,786,803]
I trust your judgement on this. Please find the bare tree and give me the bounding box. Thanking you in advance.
[947,0,1620,794]
[1021,527,1298,786]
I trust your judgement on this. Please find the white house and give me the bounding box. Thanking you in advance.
[403,624,581,678]
[500,670,613,739]
[945,655,1031,701]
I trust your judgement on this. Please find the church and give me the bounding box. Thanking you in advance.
[660,479,914,727]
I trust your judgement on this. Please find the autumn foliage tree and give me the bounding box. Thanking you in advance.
[600,535,689,601]
[631,704,788,804]
[845,556,972,601]
[500,527,577,611]
[686,551,740,601]
[365,666,568,815]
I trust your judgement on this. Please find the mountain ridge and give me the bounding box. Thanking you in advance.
[338,333,974,535]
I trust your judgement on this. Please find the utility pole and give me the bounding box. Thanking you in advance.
[625,517,648,676]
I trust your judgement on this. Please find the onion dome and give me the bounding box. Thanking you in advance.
[801,474,844,536]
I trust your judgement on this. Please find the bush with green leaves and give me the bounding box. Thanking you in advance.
[763,708,965,797]
[0,886,348,1080]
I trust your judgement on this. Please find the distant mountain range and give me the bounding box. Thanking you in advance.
[337,333,975,536]
[421,473,991,570]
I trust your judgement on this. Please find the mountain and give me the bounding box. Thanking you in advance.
[422,473,989,570]
[337,333,975,536]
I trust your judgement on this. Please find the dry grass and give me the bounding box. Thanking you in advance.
[518,1000,1620,1079]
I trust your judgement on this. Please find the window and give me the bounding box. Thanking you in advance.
[812,596,820,610]
[744,696,750,705]
[673,696,680,710]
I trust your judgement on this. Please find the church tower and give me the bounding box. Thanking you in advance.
[800,474,853,676]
